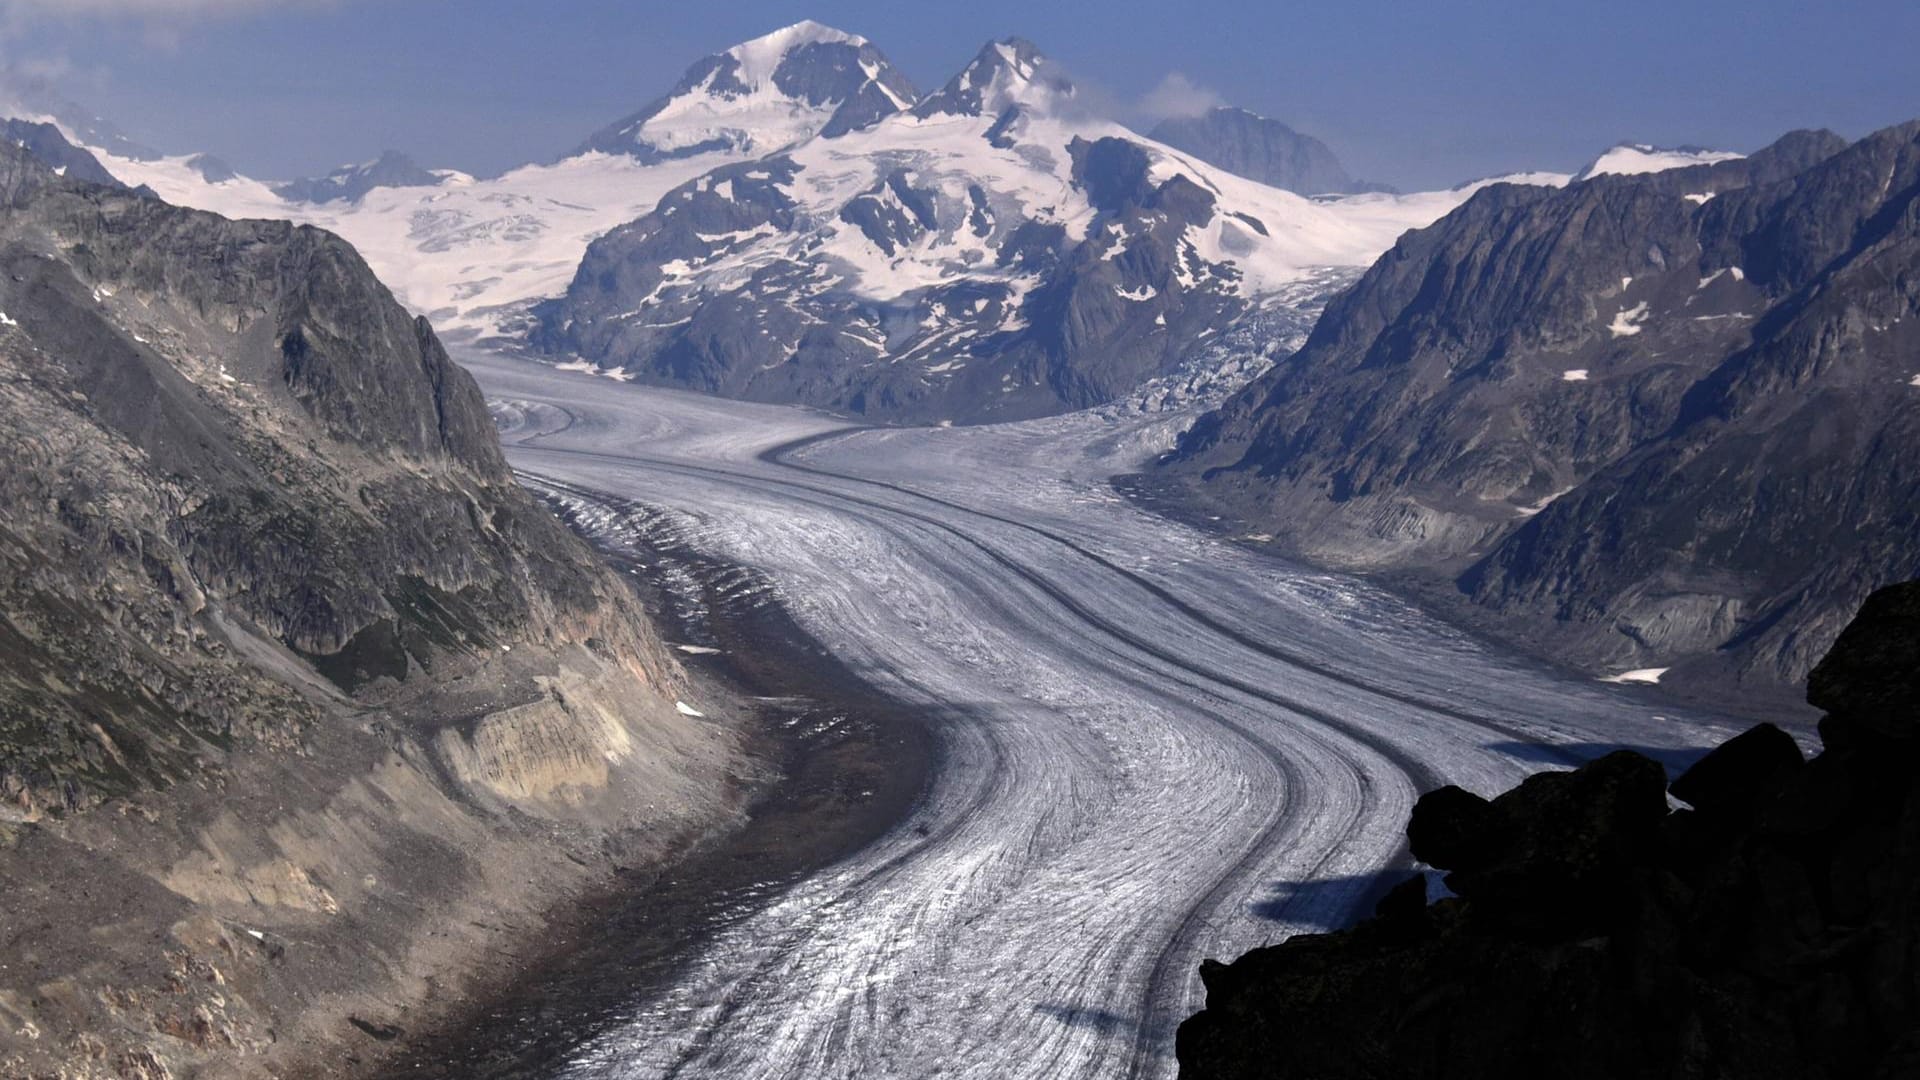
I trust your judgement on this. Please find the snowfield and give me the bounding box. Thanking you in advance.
[88,148,741,338]
[1579,143,1744,179]
[462,351,1740,1080]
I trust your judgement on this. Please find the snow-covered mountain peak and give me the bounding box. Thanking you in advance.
[532,57,1509,421]
[1577,142,1744,179]
[914,37,1072,120]
[573,22,918,161]
[727,20,867,82]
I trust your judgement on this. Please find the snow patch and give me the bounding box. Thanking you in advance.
[1515,487,1575,517]
[1562,369,1589,381]
[1582,145,1743,178]
[1454,171,1574,193]
[676,701,706,717]
[1609,301,1650,337]
[1601,668,1670,685]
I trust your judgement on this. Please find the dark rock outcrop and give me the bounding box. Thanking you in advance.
[1177,580,1920,1080]
[1148,106,1377,195]
[1155,121,1920,691]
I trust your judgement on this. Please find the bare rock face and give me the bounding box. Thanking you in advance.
[1176,580,1920,1080]
[1155,122,1920,691]
[0,144,739,1077]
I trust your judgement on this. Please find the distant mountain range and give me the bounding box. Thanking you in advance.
[0,23,1591,420]
[1150,122,1920,697]
[0,24,1796,431]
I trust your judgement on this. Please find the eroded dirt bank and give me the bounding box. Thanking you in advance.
[361,483,934,1078]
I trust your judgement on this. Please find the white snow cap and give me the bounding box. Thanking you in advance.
[727,21,867,87]
[1580,144,1743,179]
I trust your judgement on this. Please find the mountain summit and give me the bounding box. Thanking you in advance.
[912,37,1072,120]
[574,21,919,161]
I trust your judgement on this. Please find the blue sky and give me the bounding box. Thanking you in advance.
[6,0,1918,189]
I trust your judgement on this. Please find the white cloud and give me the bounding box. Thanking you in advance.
[1139,72,1224,122]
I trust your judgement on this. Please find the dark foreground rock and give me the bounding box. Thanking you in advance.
[1177,580,1920,1079]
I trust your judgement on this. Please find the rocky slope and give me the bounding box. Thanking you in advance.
[1155,122,1920,692]
[529,37,1493,423]
[1147,106,1375,195]
[0,145,742,1078]
[1178,579,1920,1079]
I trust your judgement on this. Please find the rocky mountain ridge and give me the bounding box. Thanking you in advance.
[0,144,742,1078]
[1154,121,1920,694]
